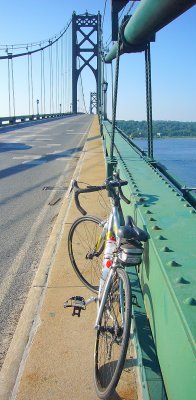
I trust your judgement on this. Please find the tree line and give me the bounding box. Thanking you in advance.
[116,120,196,137]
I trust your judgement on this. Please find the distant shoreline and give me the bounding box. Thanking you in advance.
[134,136,196,140]
[117,120,196,138]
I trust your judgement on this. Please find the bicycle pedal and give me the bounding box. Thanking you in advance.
[64,296,86,317]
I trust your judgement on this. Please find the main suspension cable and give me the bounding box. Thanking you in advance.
[0,19,72,60]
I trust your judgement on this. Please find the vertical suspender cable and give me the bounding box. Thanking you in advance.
[61,36,65,112]
[49,42,52,114]
[65,30,69,113]
[43,49,46,114]
[11,57,16,116]
[65,31,68,112]
[56,40,58,112]
[145,42,153,160]
[61,36,63,112]
[51,43,54,113]
[68,25,71,112]
[27,52,31,114]
[110,33,121,160]
[57,40,60,112]
[79,73,87,113]
[7,57,11,116]
[64,35,66,112]
[111,61,114,115]
[30,53,34,114]
[40,46,43,115]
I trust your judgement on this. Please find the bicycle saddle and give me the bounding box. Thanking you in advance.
[118,216,149,242]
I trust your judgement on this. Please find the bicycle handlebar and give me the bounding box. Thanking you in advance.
[71,177,130,215]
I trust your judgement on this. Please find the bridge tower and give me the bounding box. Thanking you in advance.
[90,92,97,114]
[72,11,101,114]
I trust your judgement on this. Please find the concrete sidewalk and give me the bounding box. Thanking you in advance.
[0,116,139,400]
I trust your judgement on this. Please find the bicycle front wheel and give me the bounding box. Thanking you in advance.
[68,215,104,293]
[94,268,132,399]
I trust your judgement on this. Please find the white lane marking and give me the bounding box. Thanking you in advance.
[22,160,46,165]
[34,138,53,141]
[0,132,86,308]
[12,156,40,160]
[65,132,86,135]
[47,151,61,154]
[45,144,61,147]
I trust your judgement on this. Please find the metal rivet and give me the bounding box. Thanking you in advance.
[152,225,161,230]
[149,217,156,221]
[156,235,167,240]
[175,277,190,284]
[167,260,181,267]
[145,210,152,214]
[161,246,172,252]
[184,297,196,305]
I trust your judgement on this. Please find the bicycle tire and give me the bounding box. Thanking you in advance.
[68,215,104,293]
[94,268,132,399]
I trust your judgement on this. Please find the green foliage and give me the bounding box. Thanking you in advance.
[116,120,196,137]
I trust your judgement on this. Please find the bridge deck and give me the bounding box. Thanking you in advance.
[0,117,141,400]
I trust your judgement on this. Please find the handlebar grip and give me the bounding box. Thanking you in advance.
[72,180,87,215]
[74,191,87,215]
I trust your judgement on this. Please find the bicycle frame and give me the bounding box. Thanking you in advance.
[94,204,123,329]
[95,260,119,329]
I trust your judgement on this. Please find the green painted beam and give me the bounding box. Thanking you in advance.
[103,120,196,400]
[105,0,196,62]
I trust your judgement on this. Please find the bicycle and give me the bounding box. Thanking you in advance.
[64,172,149,399]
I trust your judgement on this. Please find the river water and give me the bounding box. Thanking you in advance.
[134,138,196,188]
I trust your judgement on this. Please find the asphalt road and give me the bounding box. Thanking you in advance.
[0,114,93,368]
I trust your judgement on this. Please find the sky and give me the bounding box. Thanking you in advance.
[0,0,195,121]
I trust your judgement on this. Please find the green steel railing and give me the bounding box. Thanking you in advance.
[0,113,75,126]
[102,120,196,400]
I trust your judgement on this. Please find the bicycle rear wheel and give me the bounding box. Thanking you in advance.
[68,215,104,293]
[94,268,132,399]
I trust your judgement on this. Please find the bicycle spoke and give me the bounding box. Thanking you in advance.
[68,216,104,292]
[94,268,132,398]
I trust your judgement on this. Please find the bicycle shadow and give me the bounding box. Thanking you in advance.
[97,357,137,400]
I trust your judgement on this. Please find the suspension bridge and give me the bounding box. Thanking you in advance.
[0,1,195,399]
